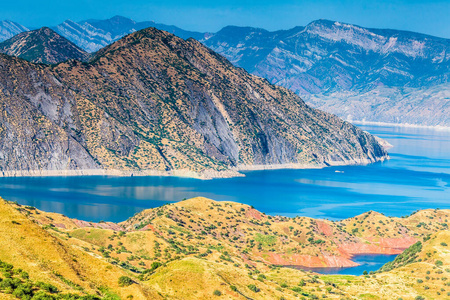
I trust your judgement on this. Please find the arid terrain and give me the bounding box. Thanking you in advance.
[1,196,449,299]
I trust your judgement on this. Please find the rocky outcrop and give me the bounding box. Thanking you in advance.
[0,27,387,176]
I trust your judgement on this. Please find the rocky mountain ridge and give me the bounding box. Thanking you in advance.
[53,15,208,52]
[4,16,447,126]
[203,20,450,126]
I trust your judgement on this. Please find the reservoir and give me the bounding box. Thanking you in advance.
[0,125,448,223]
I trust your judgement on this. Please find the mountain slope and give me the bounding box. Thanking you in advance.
[0,27,387,177]
[0,20,29,42]
[0,27,89,64]
[53,15,207,52]
[0,199,161,299]
[203,20,450,126]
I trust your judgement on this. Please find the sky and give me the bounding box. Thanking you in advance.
[1,0,449,38]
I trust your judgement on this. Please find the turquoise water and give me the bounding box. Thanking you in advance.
[291,254,399,275]
[0,125,449,223]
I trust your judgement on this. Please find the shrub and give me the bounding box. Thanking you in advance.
[230,285,237,292]
[248,284,260,292]
[213,289,222,296]
[118,276,133,287]
[436,260,444,267]
[257,274,266,282]
[35,281,58,293]
[150,262,162,271]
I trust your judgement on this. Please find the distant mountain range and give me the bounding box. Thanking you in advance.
[0,20,29,42]
[52,15,209,52]
[203,20,450,126]
[0,16,448,126]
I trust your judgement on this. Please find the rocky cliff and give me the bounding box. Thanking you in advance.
[0,27,387,176]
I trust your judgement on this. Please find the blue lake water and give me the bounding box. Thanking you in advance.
[0,125,449,223]
[292,254,399,275]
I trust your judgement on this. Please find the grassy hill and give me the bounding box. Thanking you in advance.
[1,197,450,299]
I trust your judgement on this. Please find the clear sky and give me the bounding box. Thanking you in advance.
[1,0,449,38]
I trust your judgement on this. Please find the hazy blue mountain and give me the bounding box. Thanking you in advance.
[0,20,29,42]
[203,20,450,126]
[53,15,208,52]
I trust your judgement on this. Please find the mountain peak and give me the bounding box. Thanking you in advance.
[0,26,89,64]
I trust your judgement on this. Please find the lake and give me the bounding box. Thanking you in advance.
[0,125,449,223]
[291,254,399,275]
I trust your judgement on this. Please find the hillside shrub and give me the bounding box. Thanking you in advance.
[118,276,133,287]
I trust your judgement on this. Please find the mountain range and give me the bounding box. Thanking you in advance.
[203,20,450,126]
[0,16,448,126]
[52,15,208,52]
[0,26,386,177]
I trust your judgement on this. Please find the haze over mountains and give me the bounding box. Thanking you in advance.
[0,16,448,126]
[204,20,450,126]
[0,20,29,42]
[53,15,208,53]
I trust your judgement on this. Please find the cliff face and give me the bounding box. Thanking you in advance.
[0,27,387,176]
[0,27,89,64]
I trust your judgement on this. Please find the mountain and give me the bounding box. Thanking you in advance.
[0,27,386,177]
[0,27,90,64]
[53,15,208,52]
[0,20,29,42]
[2,196,450,299]
[203,20,450,126]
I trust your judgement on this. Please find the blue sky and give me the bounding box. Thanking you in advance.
[1,0,449,38]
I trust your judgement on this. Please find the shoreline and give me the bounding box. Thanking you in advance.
[352,120,450,131]
[0,156,388,180]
